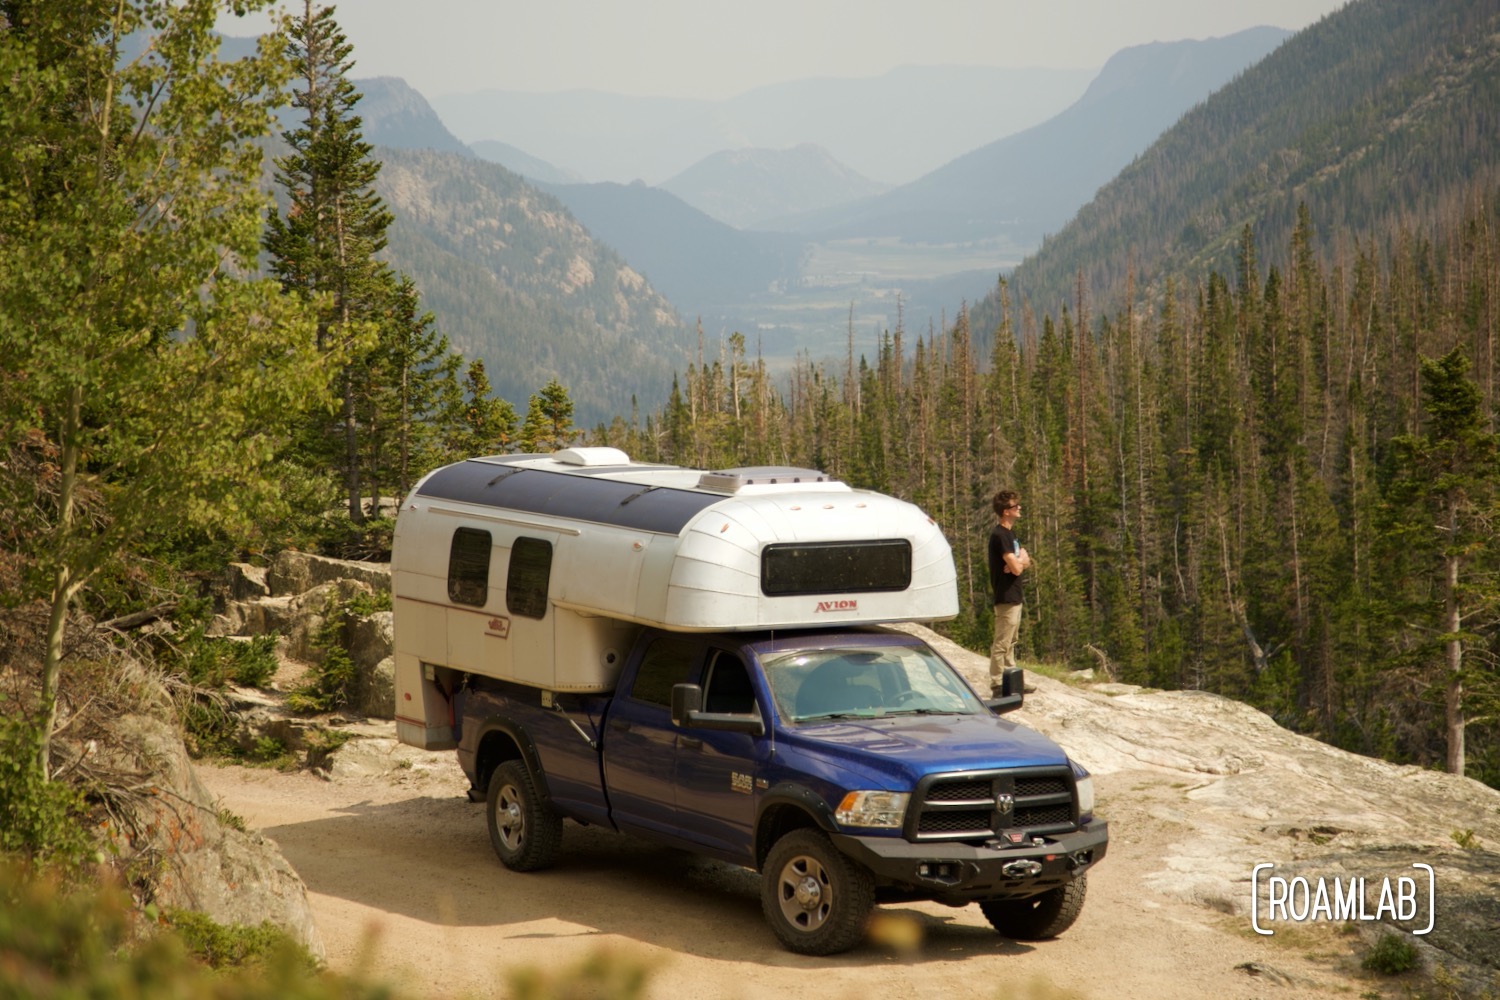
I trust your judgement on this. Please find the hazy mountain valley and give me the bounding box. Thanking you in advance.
[360,27,1291,399]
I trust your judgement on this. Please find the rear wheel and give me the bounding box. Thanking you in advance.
[980,876,1087,940]
[761,829,875,955]
[486,760,562,871]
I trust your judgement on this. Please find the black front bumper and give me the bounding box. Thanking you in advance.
[830,820,1108,903]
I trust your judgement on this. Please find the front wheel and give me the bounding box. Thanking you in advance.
[980,876,1087,940]
[486,760,563,871]
[761,829,875,955]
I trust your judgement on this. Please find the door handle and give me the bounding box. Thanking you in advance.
[610,719,632,733]
[680,736,703,751]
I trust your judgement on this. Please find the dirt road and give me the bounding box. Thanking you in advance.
[199,741,1362,1000]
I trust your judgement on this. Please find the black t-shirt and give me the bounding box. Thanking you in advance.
[989,523,1024,605]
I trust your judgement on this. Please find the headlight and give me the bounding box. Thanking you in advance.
[1075,774,1095,818]
[835,790,909,829]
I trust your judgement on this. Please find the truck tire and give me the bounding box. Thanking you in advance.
[486,760,563,872]
[761,829,875,955]
[979,875,1087,940]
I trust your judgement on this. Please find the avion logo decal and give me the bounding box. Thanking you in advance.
[815,599,859,613]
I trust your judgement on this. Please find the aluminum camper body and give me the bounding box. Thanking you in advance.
[392,448,957,749]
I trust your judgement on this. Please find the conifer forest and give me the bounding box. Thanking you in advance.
[601,203,1500,789]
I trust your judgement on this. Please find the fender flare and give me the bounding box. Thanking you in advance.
[754,782,840,867]
[472,715,554,803]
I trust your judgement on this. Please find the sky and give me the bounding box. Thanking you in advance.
[220,0,1352,101]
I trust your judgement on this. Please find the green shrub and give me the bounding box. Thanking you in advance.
[1361,931,1419,974]
[0,862,392,999]
[166,908,315,971]
[304,729,352,771]
[344,588,392,616]
[0,717,93,870]
[1,862,660,999]
[1451,828,1482,850]
[177,631,280,690]
[287,596,358,713]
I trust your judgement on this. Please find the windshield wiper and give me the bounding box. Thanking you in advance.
[882,707,962,717]
[796,710,879,722]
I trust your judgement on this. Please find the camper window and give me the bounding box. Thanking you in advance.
[506,537,553,619]
[760,539,912,596]
[447,528,492,607]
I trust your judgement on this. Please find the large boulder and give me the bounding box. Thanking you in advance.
[348,613,395,719]
[267,551,390,599]
[95,712,323,959]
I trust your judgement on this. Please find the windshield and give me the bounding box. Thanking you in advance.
[760,641,985,722]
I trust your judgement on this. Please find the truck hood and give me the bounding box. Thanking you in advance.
[782,712,1069,781]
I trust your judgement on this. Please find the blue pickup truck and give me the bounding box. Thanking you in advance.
[392,450,1106,954]
[455,626,1106,954]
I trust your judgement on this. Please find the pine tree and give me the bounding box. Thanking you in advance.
[1380,347,1500,776]
[454,359,518,456]
[263,0,394,522]
[372,276,465,499]
[520,378,578,454]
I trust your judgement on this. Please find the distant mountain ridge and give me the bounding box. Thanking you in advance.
[659,143,889,229]
[428,65,1096,186]
[766,27,1292,245]
[470,140,583,185]
[372,148,691,423]
[353,76,471,156]
[983,0,1500,327]
[538,179,804,328]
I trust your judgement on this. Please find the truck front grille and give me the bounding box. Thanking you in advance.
[908,767,1076,843]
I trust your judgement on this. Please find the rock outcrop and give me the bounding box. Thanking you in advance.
[98,712,324,958]
[907,623,1500,991]
[209,552,395,721]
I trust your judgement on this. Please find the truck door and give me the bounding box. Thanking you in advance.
[601,634,702,839]
[673,647,765,859]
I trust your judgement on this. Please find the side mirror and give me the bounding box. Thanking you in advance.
[986,667,1025,715]
[670,682,702,727]
[671,683,766,735]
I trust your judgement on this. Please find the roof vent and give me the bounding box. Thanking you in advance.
[554,447,631,467]
[696,466,835,492]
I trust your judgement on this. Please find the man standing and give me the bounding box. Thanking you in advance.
[988,490,1031,695]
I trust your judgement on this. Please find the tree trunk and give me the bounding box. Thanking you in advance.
[39,386,86,780]
[1443,505,1465,776]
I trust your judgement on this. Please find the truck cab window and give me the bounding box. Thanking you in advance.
[702,651,756,714]
[447,528,492,607]
[631,636,700,707]
[506,537,553,619]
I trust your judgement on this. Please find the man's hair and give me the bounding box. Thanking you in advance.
[993,490,1019,517]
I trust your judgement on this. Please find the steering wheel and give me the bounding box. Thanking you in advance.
[890,689,926,708]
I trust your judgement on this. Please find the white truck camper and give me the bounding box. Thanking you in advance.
[392,447,958,750]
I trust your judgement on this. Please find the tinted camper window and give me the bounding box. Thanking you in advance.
[448,528,492,606]
[761,539,912,596]
[506,536,553,619]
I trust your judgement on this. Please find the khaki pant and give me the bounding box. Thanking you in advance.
[990,602,1023,686]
